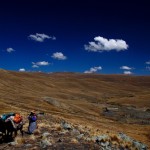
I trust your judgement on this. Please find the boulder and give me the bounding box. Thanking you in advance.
[42,132,51,138]
[76,134,84,140]
[40,139,52,148]
[61,121,72,130]
[8,141,18,146]
[118,133,147,150]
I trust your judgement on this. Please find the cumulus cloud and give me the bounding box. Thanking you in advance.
[6,47,15,53]
[28,33,56,42]
[84,36,128,52]
[84,66,102,73]
[146,61,150,65]
[32,64,39,68]
[120,66,133,70]
[32,61,50,68]
[51,52,67,60]
[19,68,25,72]
[123,71,133,75]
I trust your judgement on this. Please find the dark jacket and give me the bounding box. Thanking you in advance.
[28,113,37,123]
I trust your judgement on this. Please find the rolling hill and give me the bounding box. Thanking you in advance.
[0,69,150,147]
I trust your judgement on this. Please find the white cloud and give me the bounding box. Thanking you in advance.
[6,47,15,53]
[28,33,56,42]
[120,66,132,70]
[51,36,56,40]
[51,52,67,60]
[84,36,128,52]
[19,68,25,72]
[123,71,133,75]
[84,66,102,73]
[32,64,39,68]
[146,61,150,65]
[32,61,50,68]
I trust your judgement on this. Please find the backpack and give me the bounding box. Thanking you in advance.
[1,113,15,121]
[13,113,22,123]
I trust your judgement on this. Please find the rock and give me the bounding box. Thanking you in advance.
[133,140,147,150]
[85,137,92,142]
[101,141,110,147]
[30,146,39,150]
[43,97,67,109]
[92,136,97,142]
[42,132,51,138]
[91,134,113,149]
[57,138,62,142]
[118,133,148,150]
[61,121,72,130]
[93,133,142,150]
[118,132,132,142]
[59,130,69,135]
[76,134,84,140]
[40,139,52,148]
[24,144,32,147]
[77,125,85,133]
[8,141,18,146]
[119,146,124,150]
[71,129,80,136]
[95,134,110,143]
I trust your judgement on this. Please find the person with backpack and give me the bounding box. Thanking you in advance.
[5,113,23,129]
[28,110,37,134]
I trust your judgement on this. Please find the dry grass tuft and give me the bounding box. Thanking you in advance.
[71,138,79,144]
[29,134,36,140]
[56,126,62,131]
[110,134,120,143]
[15,136,25,145]
[123,141,133,149]
[33,129,41,136]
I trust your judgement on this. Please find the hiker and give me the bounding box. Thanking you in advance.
[28,110,37,134]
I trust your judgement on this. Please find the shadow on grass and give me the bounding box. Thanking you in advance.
[0,134,15,144]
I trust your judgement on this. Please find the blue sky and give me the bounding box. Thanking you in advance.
[0,0,150,75]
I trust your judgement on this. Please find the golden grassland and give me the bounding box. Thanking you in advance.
[0,69,150,146]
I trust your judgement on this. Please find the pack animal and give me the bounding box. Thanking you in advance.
[5,120,24,138]
[0,118,6,141]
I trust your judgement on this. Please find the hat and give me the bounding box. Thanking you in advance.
[31,110,35,113]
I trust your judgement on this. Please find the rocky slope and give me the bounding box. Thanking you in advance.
[0,114,148,150]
